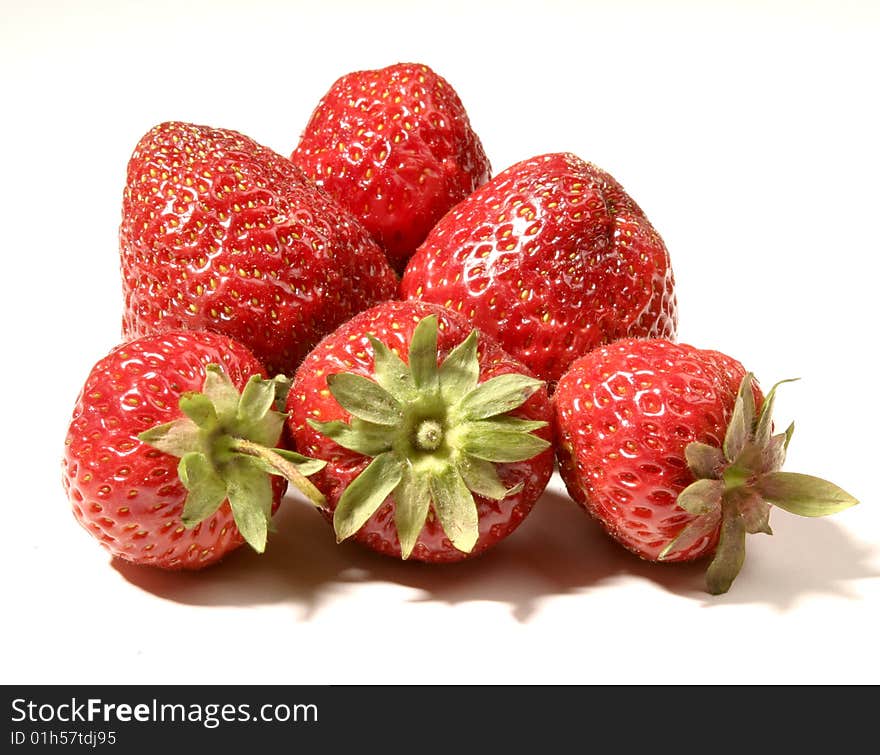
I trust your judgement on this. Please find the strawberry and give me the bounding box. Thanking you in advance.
[291,62,491,272]
[400,152,678,385]
[553,338,859,593]
[62,330,325,569]
[287,300,554,562]
[120,121,398,377]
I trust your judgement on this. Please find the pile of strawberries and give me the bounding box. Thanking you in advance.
[62,63,857,594]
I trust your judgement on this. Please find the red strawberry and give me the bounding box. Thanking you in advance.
[291,62,491,272]
[62,330,324,569]
[120,121,397,377]
[553,338,858,593]
[400,152,677,385]
[287,300,554,562]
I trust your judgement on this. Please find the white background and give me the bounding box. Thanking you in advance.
[1,0,877,684]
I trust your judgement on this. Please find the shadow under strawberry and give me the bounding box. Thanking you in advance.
[111,483,877,620]
[108,486,667,621]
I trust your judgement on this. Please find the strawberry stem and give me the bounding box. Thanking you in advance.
[230,438,326,507]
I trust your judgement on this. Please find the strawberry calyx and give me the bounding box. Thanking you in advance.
[308,315,551,558]
[138,365,326,553]
[660,374,859,594]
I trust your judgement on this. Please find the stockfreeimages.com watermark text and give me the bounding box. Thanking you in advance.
[10,697,318,730]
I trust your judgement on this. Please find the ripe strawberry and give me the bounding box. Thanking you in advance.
[120,121,397,377]
[400,152,677,385]
[291,62,491,272]
[287,300,554,562]
[554,338,858,593]
[62,331,324,569]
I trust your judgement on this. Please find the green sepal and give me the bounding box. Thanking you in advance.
[729,444,764,481]
[755,472,859,517]
[705,502,747,595]
[333,452,405,542]
[238,373,278,422]
[223,457,273,553]
[394,466,431,559]
[179,393,218,429]
[658,508,721,561]
[460,425,551,463]
[738,492,773,535]
[783,421,795,449]
[178,452,227,525]
[723,373,756,462]
[458,374,544,421]
[138,418,202,458]
[270,374,292,411]
[368,336,414,401]
[685,442,725,480]
[676,478,724,515]
[202,364,240,419]
[754,378,799,447]
[761,431,789,474]
[237,409,286,449]
[408,315,440,392]
[439,330,479,401]
[430,465,479,554]
[459,455,524,500]
[307,418,394,456]
[465,416,549,434]
[327,373,403,425]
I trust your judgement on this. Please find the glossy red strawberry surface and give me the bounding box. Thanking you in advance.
[400,153,677,385]
[62,331,285,569]
[292,62,491,272]
[554,338,753,562]
[287,300,554,562]
[120,121,397,376]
